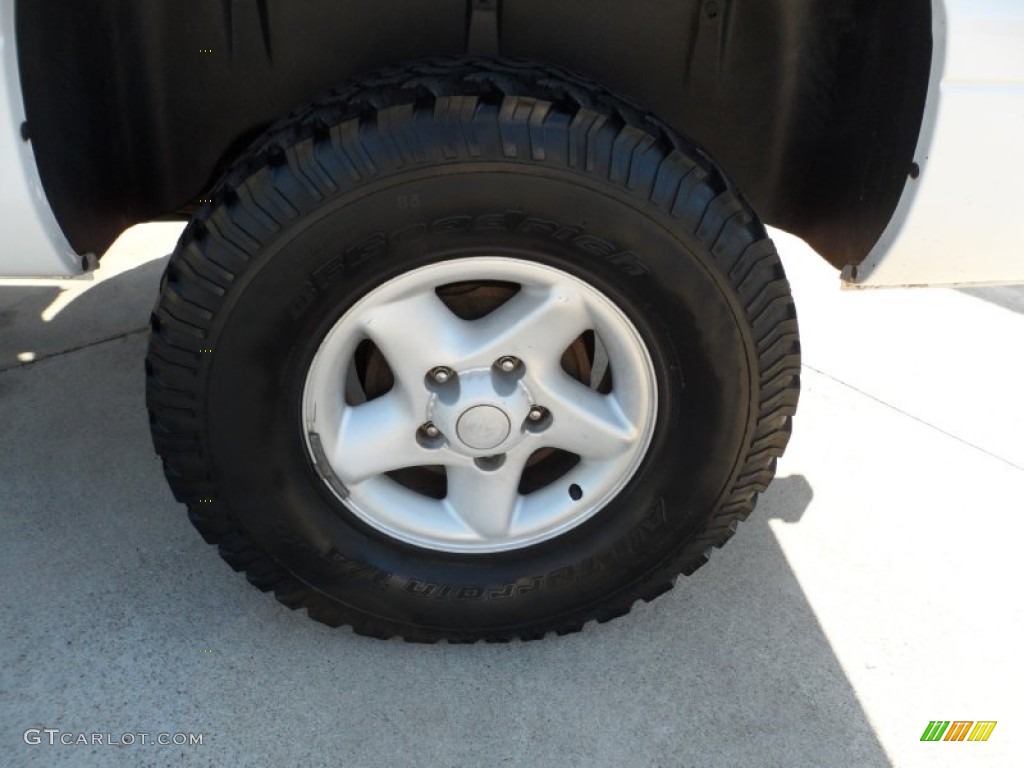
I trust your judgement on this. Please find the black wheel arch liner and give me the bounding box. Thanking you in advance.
[15,0,931,271]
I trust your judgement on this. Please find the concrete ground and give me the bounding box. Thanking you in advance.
[1,224,1021,768]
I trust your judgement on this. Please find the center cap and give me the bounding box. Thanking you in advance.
[456,405,511,450]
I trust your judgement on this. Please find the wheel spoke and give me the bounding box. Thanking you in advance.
[332,392,430,484]
[444,453,529,539]
[360,290,471,392]
[533,373,637,460]
[470,284,592,369]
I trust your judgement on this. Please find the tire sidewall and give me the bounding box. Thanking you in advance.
[204,167,756,632]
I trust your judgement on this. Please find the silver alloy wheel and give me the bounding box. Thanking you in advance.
[301,257,658,553]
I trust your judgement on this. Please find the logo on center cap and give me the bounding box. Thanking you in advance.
[456,405,512,450]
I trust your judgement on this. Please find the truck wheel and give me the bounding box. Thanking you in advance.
[146,58,800,641]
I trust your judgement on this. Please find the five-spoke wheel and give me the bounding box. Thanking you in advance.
[302,257,657,552]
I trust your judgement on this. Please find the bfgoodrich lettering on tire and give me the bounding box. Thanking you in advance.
[146,58,800,641]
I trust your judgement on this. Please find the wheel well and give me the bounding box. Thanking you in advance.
[16,0,930,269]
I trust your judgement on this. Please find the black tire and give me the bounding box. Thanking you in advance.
[146,58,800,642]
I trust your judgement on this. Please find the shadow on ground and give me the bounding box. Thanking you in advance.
[0,256,168,370]
[0,261,890,767]
[957,284,1024,314]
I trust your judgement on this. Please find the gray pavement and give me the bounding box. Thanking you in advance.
[1,225,1021,768]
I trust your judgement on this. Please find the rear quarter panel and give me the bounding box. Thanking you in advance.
[851,0,1024,287]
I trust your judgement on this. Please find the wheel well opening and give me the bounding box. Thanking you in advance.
[18,0,930,270]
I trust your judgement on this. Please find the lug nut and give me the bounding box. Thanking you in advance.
[417,422,445,449]
[429,366,454,384]
[496,356,520,373]
[528,407,546,422]
[474,454,506,472]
